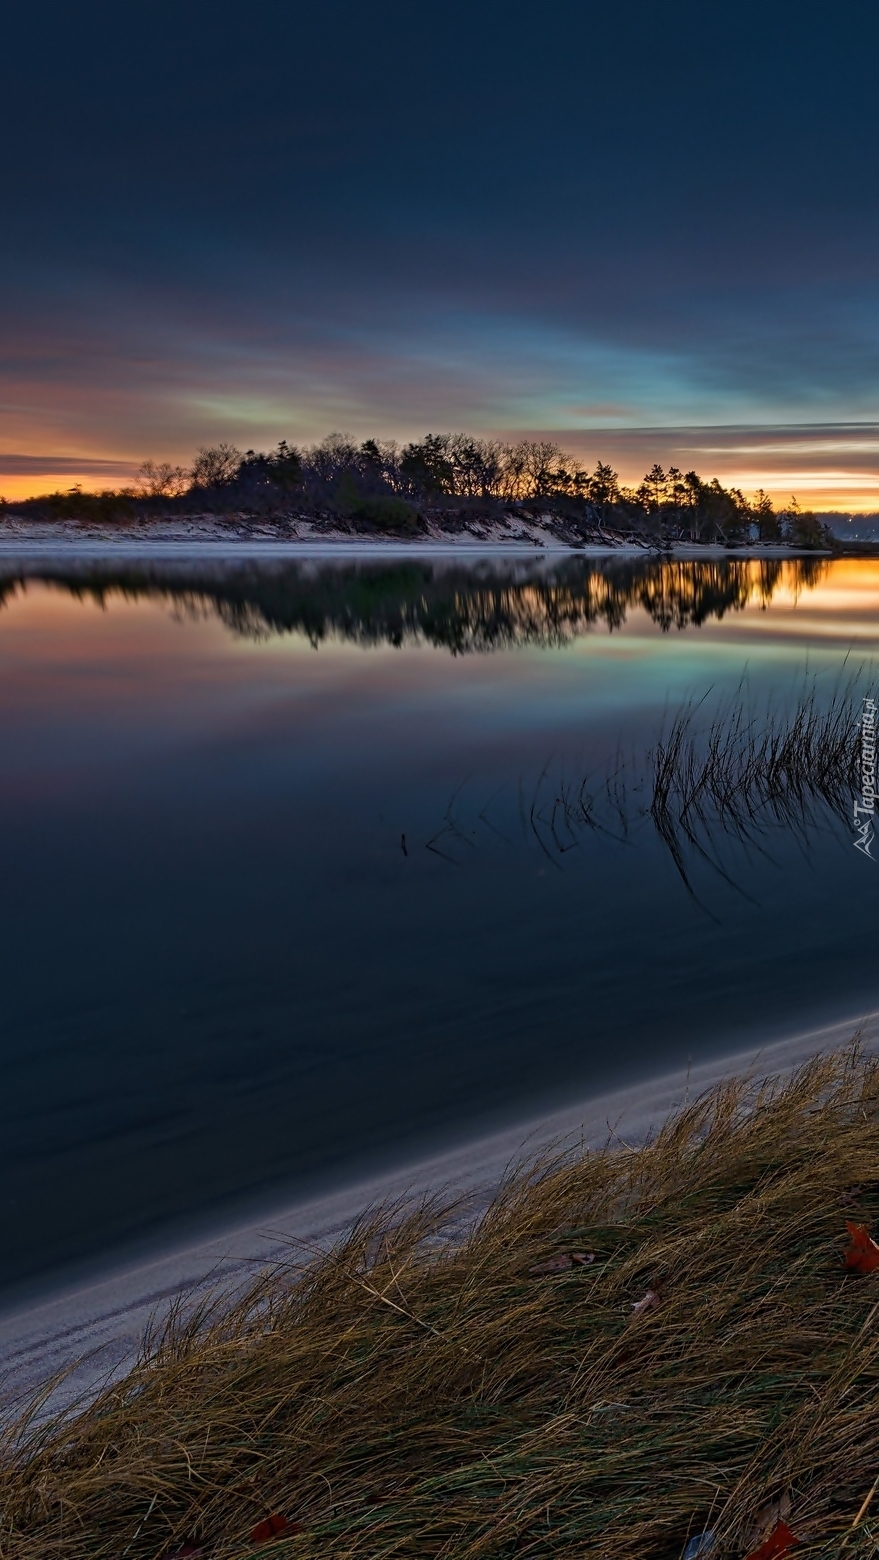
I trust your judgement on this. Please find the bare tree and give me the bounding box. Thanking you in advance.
[503,440,584,500]
[304,433,360,486]
[521,440,561,497]
[498,442,529,500]
[189,444,242,488]
[136,460,189,498]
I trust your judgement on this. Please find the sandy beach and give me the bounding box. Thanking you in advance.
[3,1006,877,1420]
[0,513,831,561]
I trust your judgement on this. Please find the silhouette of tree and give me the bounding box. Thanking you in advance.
[190,444,242,488]
[753,488,780,544]
[136,460,189,499]
[643,463,667,514]
[400,435,456,497]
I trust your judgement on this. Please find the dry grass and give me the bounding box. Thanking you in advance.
[5,1047,879,1558]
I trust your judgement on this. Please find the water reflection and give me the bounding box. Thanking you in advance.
[0,549,875,1306]
[0,554,830,650]
[429,676,863,911]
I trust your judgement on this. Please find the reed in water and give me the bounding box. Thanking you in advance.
[431,673,868,897]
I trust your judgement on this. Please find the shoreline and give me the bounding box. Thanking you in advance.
[3,1005,878,1418]
[0,513,845,561]
[0,539,623,559]
[0,539,836,562]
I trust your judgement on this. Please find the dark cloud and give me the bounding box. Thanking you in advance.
[3,0,879,493]
[0,455,136,478]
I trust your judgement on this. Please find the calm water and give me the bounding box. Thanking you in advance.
[1,552,878,1307]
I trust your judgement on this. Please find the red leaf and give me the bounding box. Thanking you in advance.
[250,1514,289,1544]
[844,1222,879,1273]
[744,1519,797,1560]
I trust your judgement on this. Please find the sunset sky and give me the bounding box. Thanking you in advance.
[3,0,879,507]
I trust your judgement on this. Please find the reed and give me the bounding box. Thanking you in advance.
[4,1046,879,1558]
[641,676,861,893]
[431,674,869,896]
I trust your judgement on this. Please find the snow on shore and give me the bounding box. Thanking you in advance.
[0,514,825,557]
[2,1008,876,1418]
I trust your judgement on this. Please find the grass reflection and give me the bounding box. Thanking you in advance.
[430,674,870,908]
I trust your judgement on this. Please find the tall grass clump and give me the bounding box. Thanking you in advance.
[5,1047,879,1557]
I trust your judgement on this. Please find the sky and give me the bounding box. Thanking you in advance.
[3,0,879,506]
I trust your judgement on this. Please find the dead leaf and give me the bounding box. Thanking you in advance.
[844,1221,879,1273]
[745,1492,792,1549]
[631,1288,661,1316]
[743,1518,797,1560]
[250,1514,304,1544]
[840,1185,864,1207]
[528,1251,594,1274]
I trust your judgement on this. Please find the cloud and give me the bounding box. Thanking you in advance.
[0,454,138,478]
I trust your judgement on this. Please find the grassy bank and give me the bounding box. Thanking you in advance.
[5,1047,879,1558]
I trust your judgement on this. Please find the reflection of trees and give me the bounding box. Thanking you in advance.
[0,556,830,652]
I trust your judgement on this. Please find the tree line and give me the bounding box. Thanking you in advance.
[5,431,829,547]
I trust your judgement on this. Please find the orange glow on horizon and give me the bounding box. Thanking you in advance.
[2,455,879,512]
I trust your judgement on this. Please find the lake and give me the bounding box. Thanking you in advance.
[1,551,877,1308]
